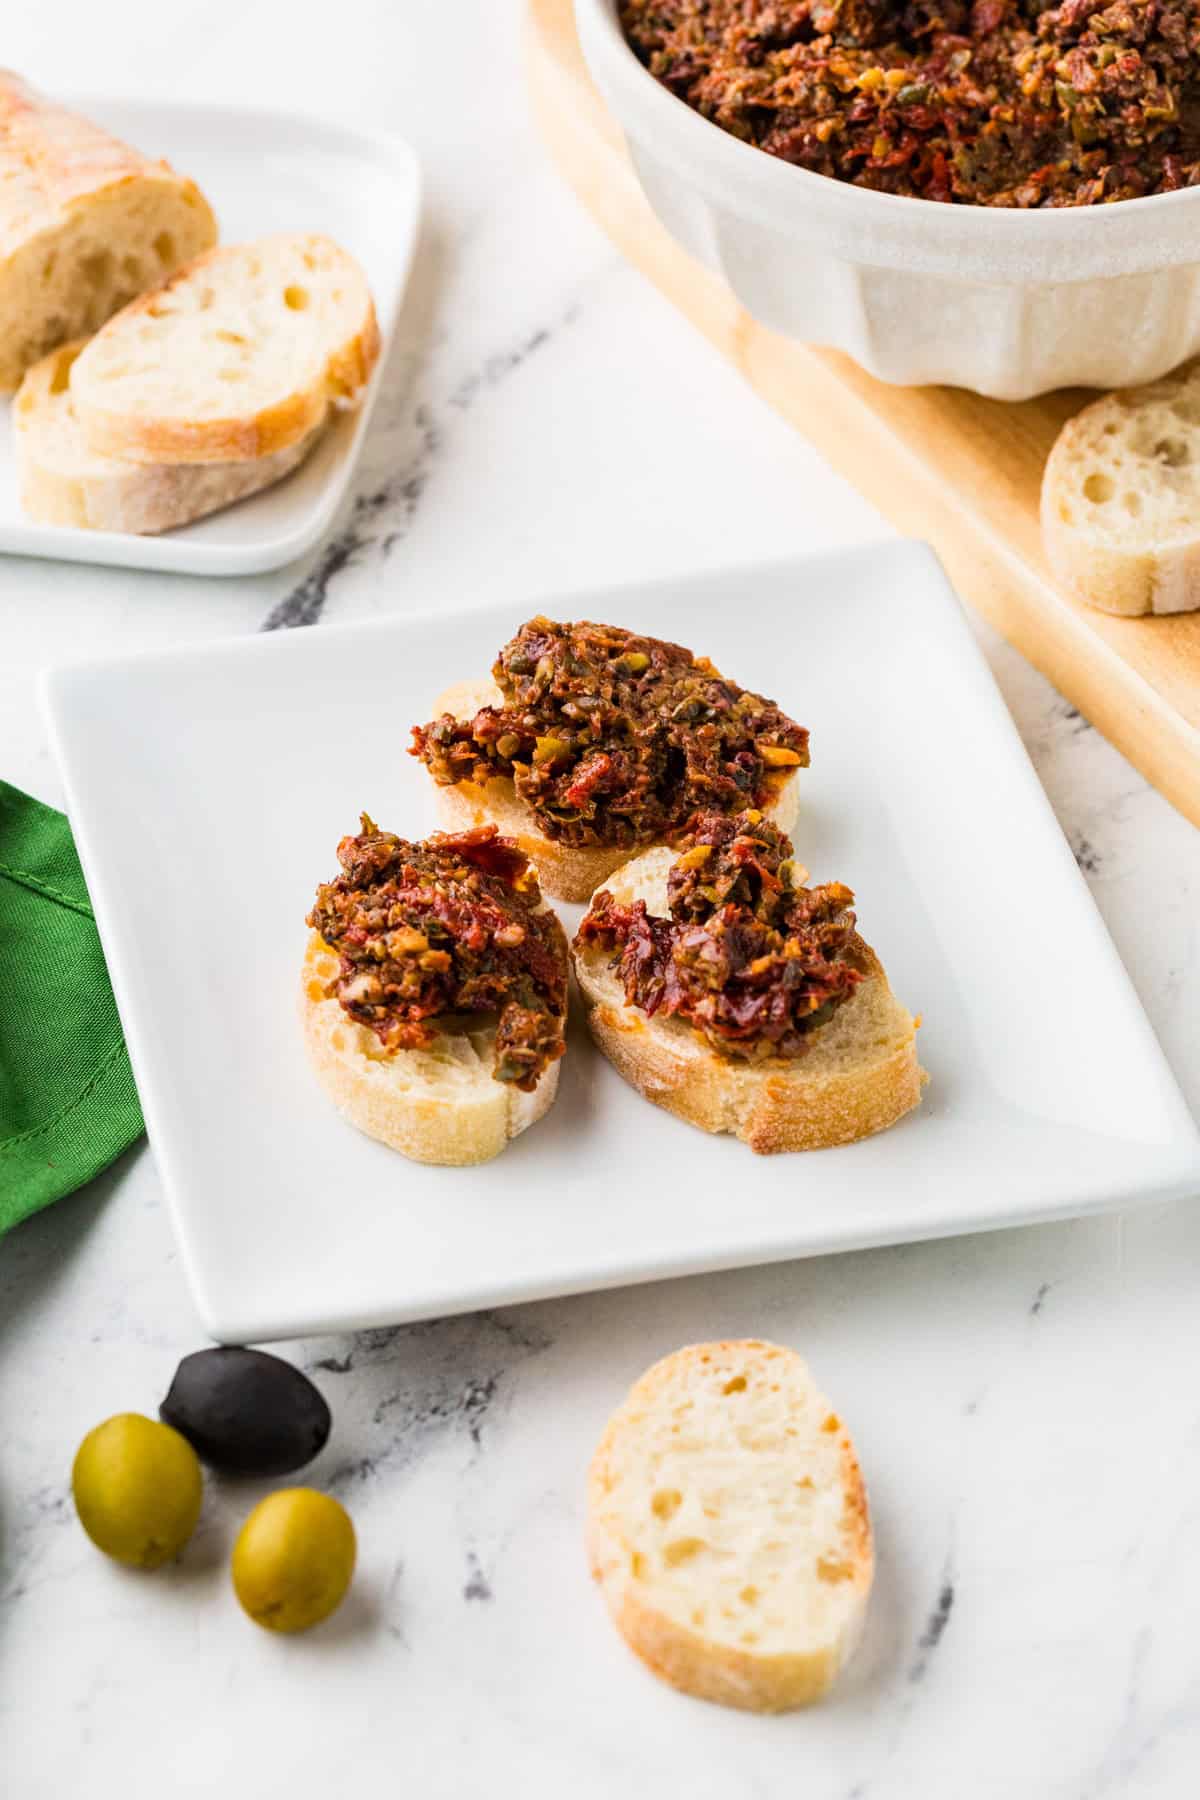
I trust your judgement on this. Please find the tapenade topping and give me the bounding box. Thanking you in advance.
[308,818,567,1090]
[576,809,862,1059]
[410,617,809,849]
[619,0,1200,208]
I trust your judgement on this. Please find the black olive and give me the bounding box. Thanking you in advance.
[160,1348,331,1476]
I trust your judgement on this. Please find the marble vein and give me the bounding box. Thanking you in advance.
[462,1550,493,1603]
[907,1567,956,1685]
[261,304,583,633]
[299,1309,556,1497]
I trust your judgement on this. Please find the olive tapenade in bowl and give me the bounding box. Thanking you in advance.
[410,616,807,902]
[576,0,1200,398]
[572,809,925,1153]
[302,818,568,1166]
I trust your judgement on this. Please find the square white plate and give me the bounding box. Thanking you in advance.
[0,99,420,576]
[42,542,1200,1340]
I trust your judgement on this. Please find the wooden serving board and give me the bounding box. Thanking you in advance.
[527,0,1200,829]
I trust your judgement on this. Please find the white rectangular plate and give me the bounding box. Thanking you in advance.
[43,543,1200,1340]
[0,99,420,575]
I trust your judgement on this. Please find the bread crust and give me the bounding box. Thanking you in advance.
[572,846,924,1152]
[71,235,381,464]
[301,930,563,1166]
[426,678,800,905]
[15,339,322,533]
[580,941,923,1152]
[0,70,213,240]
[0,71,217,390]
[587,1340,874,1712]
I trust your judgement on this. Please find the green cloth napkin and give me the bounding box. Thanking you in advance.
[0,780,144,1233]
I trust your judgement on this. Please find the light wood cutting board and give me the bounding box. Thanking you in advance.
[527,0,1200,830]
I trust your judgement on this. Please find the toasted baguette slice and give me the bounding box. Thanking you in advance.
[70,234,380,465]
[301,930,563,1167]
[573,846,923,1153]
[587,1340,873,1712]
[0,71,216,392]
[426,679,800,905]
[1041,362,1200,616]
[15,340,321,533]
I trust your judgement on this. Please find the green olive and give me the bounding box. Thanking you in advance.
[72,1413,203,1569]
[232,1488,356,1634]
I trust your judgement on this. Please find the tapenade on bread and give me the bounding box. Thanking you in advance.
[572,810,924,1153]
[410,618,807,902]
[620,0,1200,209]
[302,817,568,1166]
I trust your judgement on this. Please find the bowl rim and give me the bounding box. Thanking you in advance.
[576,0,1200,280]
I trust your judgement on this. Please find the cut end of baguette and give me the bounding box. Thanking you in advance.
[426,678,800,905]
[15,339,321,533]
[0,69,217,390]
[587,1340,873,1712]
[0,174,216,393]
[1041,362,1200,617]
[301,931,561,1166]
[573,846,924,1153]
[70,234,380,463]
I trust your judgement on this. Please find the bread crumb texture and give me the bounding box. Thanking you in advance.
[1042,362,1200,616]
[0,71,216,390]
[587,1340,873,1711]
[70,234,379,463]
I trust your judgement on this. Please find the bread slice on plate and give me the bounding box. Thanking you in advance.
[70,234,380,465]
[15,340,321,533]
[573,845,923,1153]
[1041,362,1200,616]
[426,678,801,905]
[587,1339,873,1712]
[301,931,563,1168]
[0,70,216,392]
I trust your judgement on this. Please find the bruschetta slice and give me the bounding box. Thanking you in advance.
[572,810,924,1152]
[302,817,568,1166]
[410,617,805,903]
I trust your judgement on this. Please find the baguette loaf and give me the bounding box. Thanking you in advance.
[0,71,216,391]
[573,846,923,1152]
[587,1340,873,1711]
[301,931,563,1167]
[1041,362,1200,616]
[15,340,320,533]
[427,679,800,905]
[70,234,380,464]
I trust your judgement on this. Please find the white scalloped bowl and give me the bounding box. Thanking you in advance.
[576,0,1200,399]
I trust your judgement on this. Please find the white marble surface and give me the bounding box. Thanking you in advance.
[3,5,1200,1796]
